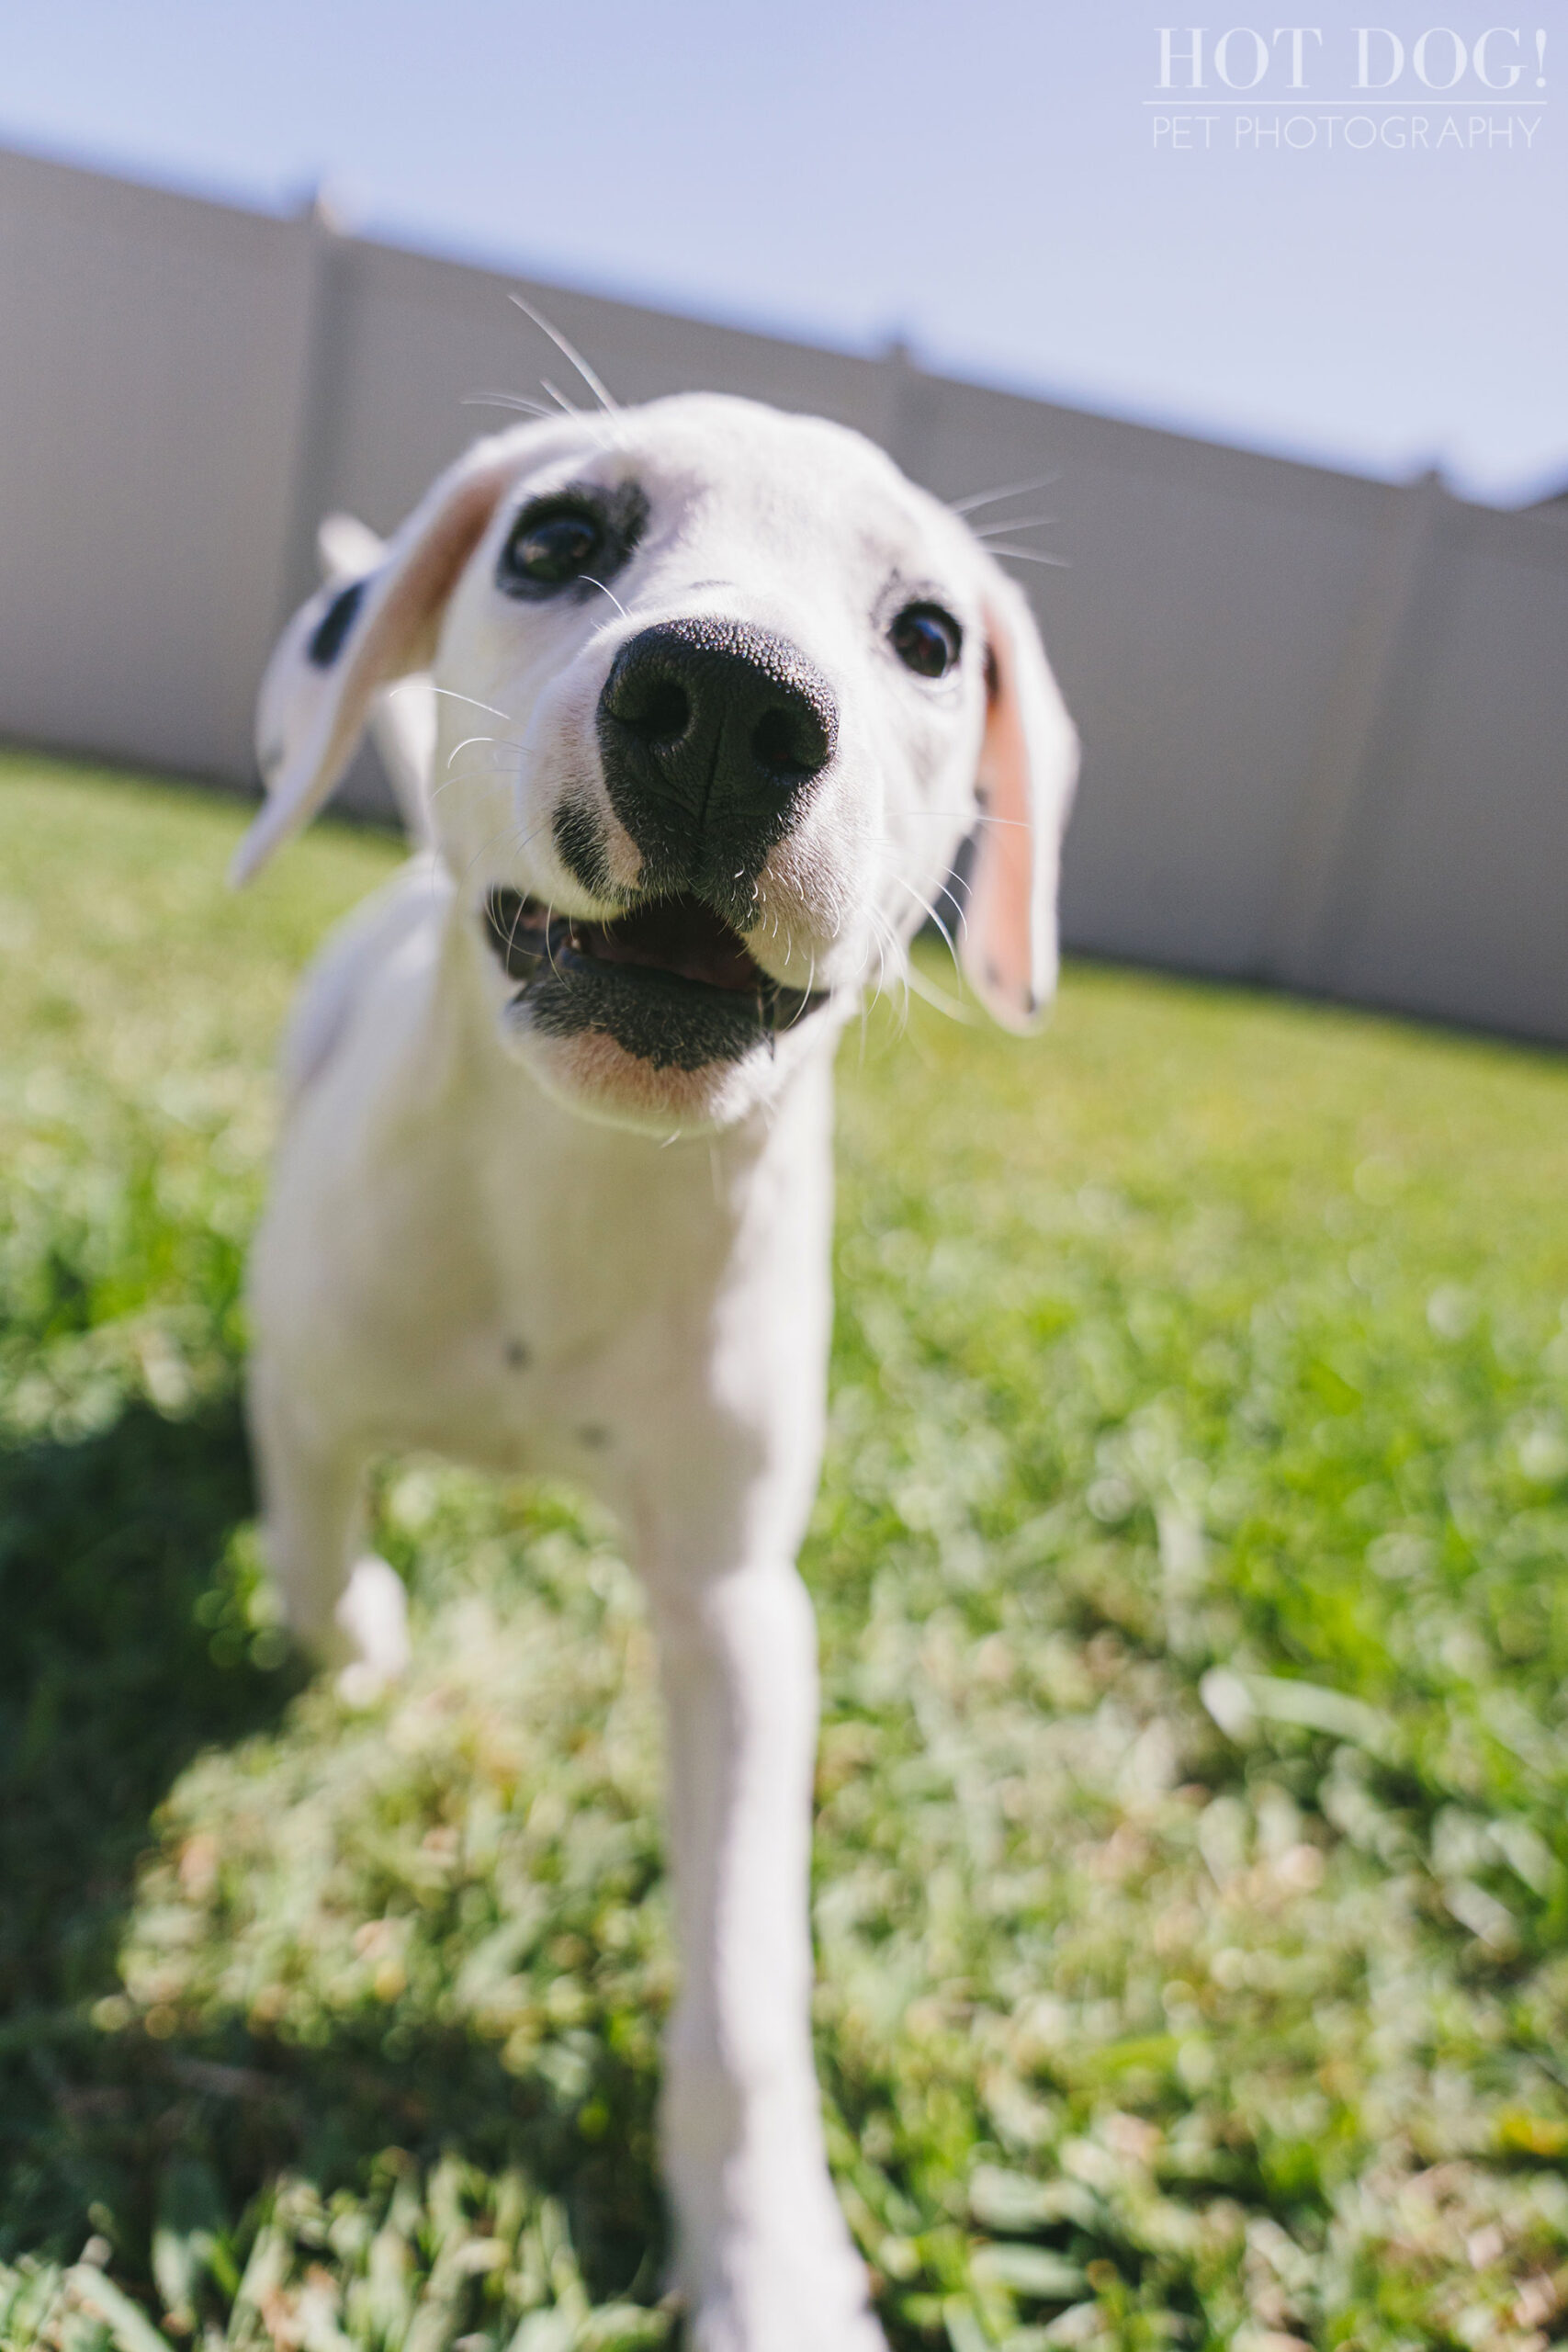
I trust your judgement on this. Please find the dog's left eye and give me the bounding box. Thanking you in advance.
[890,602,962,680]
[498,504,604,594]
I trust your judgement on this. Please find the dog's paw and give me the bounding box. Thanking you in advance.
[688,2293,886,2352]
[333,1555,411,1704]
[682,2224,887,2352]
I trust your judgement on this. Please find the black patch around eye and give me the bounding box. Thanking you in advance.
[308,577,367,668]
[501,507,603,591]
[495,481,647,603]
[890,602,963,681]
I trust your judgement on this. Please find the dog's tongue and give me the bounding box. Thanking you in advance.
[586,895,761,992]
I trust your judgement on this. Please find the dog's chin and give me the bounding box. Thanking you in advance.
[499,1011,788,1135]
[481,891,833,1136]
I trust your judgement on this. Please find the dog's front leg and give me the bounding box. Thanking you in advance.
[247,1358,411,1700]
[644,1553,884,2352]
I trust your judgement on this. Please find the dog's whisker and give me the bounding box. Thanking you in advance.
[892,874,964,965]
[972,515,1057,538]
[537,893,566,981]
[461,392,560,422]
[429,746,535,801]
[581,574,630,623]
[984,546,1069,568]
[443,741,530,765]
[868,920,893,1016]
[860,901,904,1025]
[429,685,515,721]
[949,469,1061,515]
[501,883,532,974]
[903,959,980,1025]
[880,910,916,1038]
[538,378,579,419]
[818,807,1032,850]
[855,904,911,1046]
[907,805,1035,831]
[936,871,972,947]
[931,870,976,956]
[508,292,619,415]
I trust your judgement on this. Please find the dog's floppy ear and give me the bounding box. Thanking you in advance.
[316,513,438,848]
[231,440,518,885]
[958,567,1079,1031]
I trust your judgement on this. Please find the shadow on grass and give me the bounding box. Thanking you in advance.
[0,1392,663,2301]
[10,2014,663,2307]
[0,1391,281,2250]
[0,1396,275,2002]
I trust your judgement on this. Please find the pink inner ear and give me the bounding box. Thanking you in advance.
[964,609,1037,1026]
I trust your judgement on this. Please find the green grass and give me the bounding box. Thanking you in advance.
[3,749,1568,2352]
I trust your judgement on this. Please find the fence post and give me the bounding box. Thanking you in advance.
[874,336,922,478]
[1261,468,1450,992]
[273,191,354,635]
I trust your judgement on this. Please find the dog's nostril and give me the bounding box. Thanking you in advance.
[750,703,823,783]
[626,676,691,747]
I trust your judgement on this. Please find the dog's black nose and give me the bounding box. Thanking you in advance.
[596,617,837,908]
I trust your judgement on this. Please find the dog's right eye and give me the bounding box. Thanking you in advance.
[497,504,604,594]
[890,602,963,680]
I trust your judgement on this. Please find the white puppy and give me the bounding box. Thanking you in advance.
[233,392,1077,2352]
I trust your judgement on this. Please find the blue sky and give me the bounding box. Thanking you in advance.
[5,2,1564,501]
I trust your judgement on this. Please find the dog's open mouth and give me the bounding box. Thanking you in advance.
[483,888,829,1070]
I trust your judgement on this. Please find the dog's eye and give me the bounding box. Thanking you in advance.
[890,603,962,680]
[498,504,604,594]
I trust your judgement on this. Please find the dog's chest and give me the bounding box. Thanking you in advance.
[272,1073,755,1477]
[471,1108,738,1396]
[257,909,834,1496]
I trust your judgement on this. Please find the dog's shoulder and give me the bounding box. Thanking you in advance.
[280,853,451,1108]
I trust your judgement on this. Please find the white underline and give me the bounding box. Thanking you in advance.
[1142,96,1547,105]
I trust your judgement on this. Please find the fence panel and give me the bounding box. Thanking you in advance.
[0,151,313,782]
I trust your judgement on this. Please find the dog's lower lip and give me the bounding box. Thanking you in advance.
[482,888,828,1027]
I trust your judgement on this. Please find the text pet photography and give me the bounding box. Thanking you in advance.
[1148,24,1548,151]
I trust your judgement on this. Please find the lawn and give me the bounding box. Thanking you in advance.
[3,751,1568,2352]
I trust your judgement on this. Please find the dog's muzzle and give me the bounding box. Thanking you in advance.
[484,618,839,1075]
[483,887,829,1072]
[595,617,837,916]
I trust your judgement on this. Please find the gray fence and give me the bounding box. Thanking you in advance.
[3,144,1565,1043]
